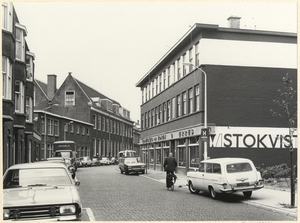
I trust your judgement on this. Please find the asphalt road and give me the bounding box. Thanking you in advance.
[76,165,295,221]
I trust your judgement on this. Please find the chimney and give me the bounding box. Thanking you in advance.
[227,16,241,29]
[47,74,57,98]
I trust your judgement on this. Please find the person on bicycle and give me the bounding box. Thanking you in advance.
[163,152,177,188]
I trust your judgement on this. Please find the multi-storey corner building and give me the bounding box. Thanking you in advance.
[2,2,37,172]
[34,73,134,159]
[133,121,141,156]
[136,17,297,175]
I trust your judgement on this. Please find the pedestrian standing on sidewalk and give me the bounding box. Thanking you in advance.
[163,152,177,188]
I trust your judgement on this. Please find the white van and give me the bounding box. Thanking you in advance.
[187,157,264,199]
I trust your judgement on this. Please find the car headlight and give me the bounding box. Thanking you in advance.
[59,205,76,215]
[3,209,10,219]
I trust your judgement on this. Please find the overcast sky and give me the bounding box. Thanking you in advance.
[13,1,297,122]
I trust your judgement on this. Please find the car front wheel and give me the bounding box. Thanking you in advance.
[188,181,200,194]
[243,191,252,198]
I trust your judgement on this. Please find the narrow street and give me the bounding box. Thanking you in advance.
[76,165,295,221]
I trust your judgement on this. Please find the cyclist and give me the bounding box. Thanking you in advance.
[163,152,177,188]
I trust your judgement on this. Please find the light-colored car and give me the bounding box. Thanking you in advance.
[92,157,100,166]
[187,157,264,199]
[80,156,92,167]
[100,157,110,165]
[118,157,146,175]
[3,162,82,221]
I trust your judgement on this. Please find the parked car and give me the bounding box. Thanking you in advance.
[80,156,92,167]
[92,157,100,166]
[3,162,82,221]
[119,157,146,175]
[110,157,118,165]
[187,157,264,199]
[100,157,110,165]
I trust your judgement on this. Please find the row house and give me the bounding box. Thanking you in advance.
[34,73,134,159]
[2,2,37,173]
[136,17,297,175]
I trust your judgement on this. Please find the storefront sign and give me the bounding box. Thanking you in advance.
[210,127,298,149]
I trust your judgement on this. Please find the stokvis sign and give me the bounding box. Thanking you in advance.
[210,127,297,149]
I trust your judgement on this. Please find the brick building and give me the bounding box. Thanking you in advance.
[136,17,297,175]
[34,73,134,159]
[2,2,37,172]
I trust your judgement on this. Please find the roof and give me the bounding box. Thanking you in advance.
[34,79,48,99]
[6,162,68,170]
[201,157,252,164]
[75,78,121,106]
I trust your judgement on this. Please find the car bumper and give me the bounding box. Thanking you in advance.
[3,214,81,221]
[220,184,264,193]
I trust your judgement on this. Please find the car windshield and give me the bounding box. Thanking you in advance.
[125,158,138,164]
[226,162,253,173]
[3,168,71,189]
[60,151,72,158]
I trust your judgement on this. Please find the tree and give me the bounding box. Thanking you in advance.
[270,73,297,207]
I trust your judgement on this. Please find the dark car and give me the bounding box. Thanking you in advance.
[3,162,81,221]
[118,157,146,175]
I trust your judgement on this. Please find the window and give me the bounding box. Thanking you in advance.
[93,138,97,155]
[106,118,109,132]
[25,97,33,122]
[2,3,12,32]
[159,74,162,93]
[70,123,74,133]
[167,100,171,121]
[206,163,213,173]
[82,127,85,135]
[142,88,144,103]
[189,88,194,113]
[98,139,101,155]
[15,81,24,113]
[163,72,166,90]
[65,91,75,106]
[213,163,221,174]
[86,128,89,136]
[110,119,112,133]
[195,42,199,66]
[195,85,200,111]
[182,53,186,76]
[177,58,181,80]
[102,117,105,131]
[93,115,97,129]
[148,111,151,128]
[98,115,101,130]
[159,105,162,124]
[76,125,80,134]
[155,107,158,125]
[48,119,54,136]
[2,57,12,99]
[189,47,193,72]
[163,103,167,123]
[171,97,176,119]
[182,92,187,115]
[152,80,154,97]
[177,95,181,117]
[167,67,171,87]
[113,121,116,134]
[156,77,158,95]
[54,120,59,136]
[151,109,155,127]
[15,24,26,61]
[26,53,34,81]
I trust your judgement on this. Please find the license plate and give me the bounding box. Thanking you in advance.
[237,182,249,186]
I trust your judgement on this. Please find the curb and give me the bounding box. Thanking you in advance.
[242,200,298,219]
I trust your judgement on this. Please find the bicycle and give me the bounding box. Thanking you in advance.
[166,172,177,191]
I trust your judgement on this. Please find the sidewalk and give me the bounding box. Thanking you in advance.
[142,169,298,219]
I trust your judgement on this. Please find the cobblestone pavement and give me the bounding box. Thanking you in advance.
[76,165,296,221]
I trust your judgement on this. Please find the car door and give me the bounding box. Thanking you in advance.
[192,162,205,190]
[202,163,213,192]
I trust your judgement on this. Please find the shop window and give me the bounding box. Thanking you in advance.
[149,149,154,165]
[156,147,162,165]
[189,136,200,168]
[177,139,186,167]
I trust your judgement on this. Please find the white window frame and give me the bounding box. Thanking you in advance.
[189,88,194,113]
[15,81,24,113]
[25,96,33,122]
[2,56,12,99]
[195,85,200,111]
[2,2,13,32]
[183,92,187,115]
[54,120,59,136]
[65,91,75,106]
[15,23,27,62]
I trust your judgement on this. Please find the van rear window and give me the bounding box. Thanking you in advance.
[226,163,252,173]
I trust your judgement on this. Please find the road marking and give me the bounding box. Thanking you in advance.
[84,207,95,221]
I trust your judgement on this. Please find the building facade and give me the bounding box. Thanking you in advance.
[136,17,297,175]
[34,73,134,160]
[2,2,37,173]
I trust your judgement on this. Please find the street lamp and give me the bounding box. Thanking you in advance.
[64,121,74,140]
[183,62,208,160]
[43,104,59,159]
